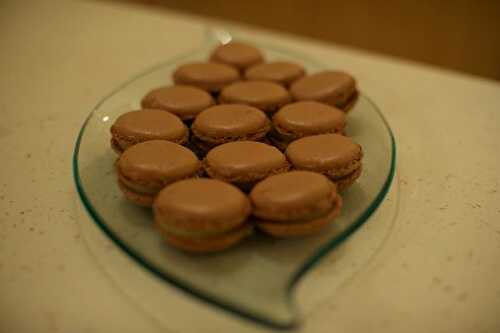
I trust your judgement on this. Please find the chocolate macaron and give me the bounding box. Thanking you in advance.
[270,101,346,150]
[250,171,342,237]
[173,62,239,93]
[191,104,270,153]
[116,140,200,206]
[154,178,252,253]
[204,141,289,190]
[286,134,363,191]
[141,85,215,121]
[110,110,188,153]
[219,81,292,115]
[210,41,264,72]
[244,61,305,87]
[290,71,358,111]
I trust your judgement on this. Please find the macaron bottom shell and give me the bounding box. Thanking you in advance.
[156,222,253,253]
[118,179,156,207]
[339,89,359,112]
[256,196,343,238]
[190,129,270,155]
[328,164,363,192]
[267,127,347,152]
[110,132,189,154]
[203,161,290,192]
[300,163,362,192]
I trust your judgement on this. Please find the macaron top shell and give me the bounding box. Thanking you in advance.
[286,134,362,170]
[154,178,251,232]
[210,41,264,70]
[290,71,356,104]
[245,61,305,86]
[141,85,215,120]
[118,140,200,184]
[250,171,337,221]
[192,104,270,139]
[173,62,240,92]
[111,110,187,141]
[205,141,287,179]
[273,101,346,136]
[219,81,291,111]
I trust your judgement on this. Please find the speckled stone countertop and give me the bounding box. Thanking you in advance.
[1,1,500,332]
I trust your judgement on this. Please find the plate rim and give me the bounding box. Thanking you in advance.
[72,35,397,330]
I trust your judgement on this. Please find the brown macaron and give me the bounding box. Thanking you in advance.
[154,178,252,253]
[110,110,188,154]
[286,134,363,191]
[191,104,270,153]
[244,61,305,87]
[204,141,289,190]
[290,71,359,112]
[173,62,240,93]
[210,41,264,72]
[219,81,292,115]
[250,171,342,237]
[270,101,346,150]
[141,85,215,121]
[116,140,200,206]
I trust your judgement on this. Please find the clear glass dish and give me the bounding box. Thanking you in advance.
[73,29,396,329]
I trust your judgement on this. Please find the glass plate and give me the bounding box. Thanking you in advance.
[73,29,396,329]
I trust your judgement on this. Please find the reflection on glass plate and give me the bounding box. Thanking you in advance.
[73,29,396,329]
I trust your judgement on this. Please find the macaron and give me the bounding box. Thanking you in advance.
[219,81,292,114]
[154,178,252,253]
[173,62,240,93]
[210,41,264,72]
[191,104,271,153]
[204,141,289,190]
[285,134,363,191]
[250,171,342,237]
[116,140,200,206]
[244,61,305,86]
[270,101,346,150]
[141,85,215,121]
[110,109,188,154]
[290,71,358,111]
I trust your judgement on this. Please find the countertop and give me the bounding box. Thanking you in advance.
[1,1,500,332]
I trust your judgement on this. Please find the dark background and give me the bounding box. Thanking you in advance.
[111,0,500,81]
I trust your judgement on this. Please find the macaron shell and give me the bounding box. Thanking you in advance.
[110,110,188,151]
[157,223,253,253]
[219,81,292,113]
[154,178,251,234]
[141,85,215,120]
[192,104,270,140]
[328,164,363,192]
[250,171,337,221]
[210,41,264,71]
[117,140,200,186]
[118,172,163,194]
[117,179,155,207]
[286,134,362,174]
[173,62,240,92]
[204,141,289,183]
[272,101,346,138]
[340,89,359,112]
[257,195,343,237]
[290,71,357,109]
[244,61,305,86]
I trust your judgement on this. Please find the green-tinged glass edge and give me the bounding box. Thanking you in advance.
[72,33,397,330]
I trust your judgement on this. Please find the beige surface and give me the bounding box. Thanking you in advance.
[1,1,500,332]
